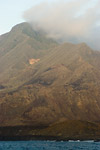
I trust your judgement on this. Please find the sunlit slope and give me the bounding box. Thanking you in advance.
[0,22,57,89]
[0,31,100,127]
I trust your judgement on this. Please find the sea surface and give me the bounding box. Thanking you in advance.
[0,140,100,150]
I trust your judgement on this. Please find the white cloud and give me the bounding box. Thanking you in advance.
[24,0,100,50]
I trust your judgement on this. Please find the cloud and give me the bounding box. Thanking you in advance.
[23,0,100,50]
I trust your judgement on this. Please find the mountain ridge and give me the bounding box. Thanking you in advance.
[0,22,100,139]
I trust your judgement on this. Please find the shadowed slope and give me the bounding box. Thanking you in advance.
[0,23,100,140]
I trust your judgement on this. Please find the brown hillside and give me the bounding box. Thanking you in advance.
[0,23,100,139]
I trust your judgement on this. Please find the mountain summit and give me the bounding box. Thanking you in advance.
[0,22,57,89]
[0,22,100,140]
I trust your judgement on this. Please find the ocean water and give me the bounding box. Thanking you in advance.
[0,140,100,150]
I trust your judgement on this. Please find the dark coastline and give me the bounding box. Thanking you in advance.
[0,124,100,141]
[0,135,58,141]
[0,135,100,142]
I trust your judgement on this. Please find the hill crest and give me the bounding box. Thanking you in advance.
[0,22,100,131]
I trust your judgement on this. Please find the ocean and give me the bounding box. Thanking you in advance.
[0,140,100,150]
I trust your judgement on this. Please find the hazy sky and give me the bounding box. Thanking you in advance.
[0,0,98,35]
[0,0,100,50]
[0,0,45,35]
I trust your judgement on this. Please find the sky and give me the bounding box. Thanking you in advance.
[0,0,100,50]
[0,0,45,35]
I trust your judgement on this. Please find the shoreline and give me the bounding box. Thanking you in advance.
[0,135,100,142]
[0,122,100,142]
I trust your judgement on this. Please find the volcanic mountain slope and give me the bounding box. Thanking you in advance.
[0,22,100,134]
[0,22,57,89]
[0,21,100,129]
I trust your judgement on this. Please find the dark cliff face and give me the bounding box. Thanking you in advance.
[0,22,100,129]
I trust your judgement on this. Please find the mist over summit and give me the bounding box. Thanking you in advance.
[23,0,100,50]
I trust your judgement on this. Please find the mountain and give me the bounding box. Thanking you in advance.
[0,22,57,89]
[0,22,100,140]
